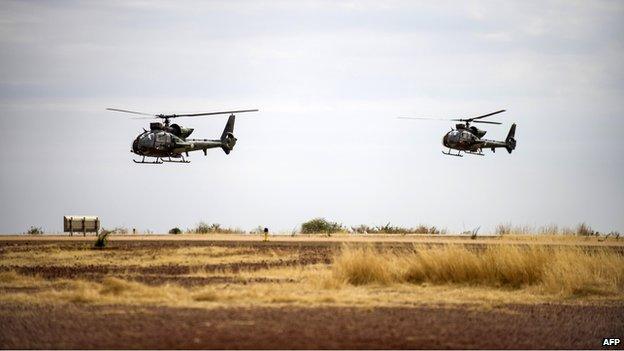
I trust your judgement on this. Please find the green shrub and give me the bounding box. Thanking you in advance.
[26,226,43,235]
[168,227,182,234]
[301,218,343,234]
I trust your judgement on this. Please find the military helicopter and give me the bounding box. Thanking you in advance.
[398,109,517,157]
[107,108,258,164]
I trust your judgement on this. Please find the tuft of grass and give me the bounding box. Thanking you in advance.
[332,246,398,285]
[331,244,624,297]
[576,222,596,236]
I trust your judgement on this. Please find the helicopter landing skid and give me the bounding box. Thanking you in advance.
[442,149,463,157]
[133,156,163,164]
[465,151,484,156]
[161,156,190,164]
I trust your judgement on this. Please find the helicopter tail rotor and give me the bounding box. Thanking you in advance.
[220,114,237,154]
[505,123,517,154]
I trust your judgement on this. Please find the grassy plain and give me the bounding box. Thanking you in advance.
[1,235,623,349]
[1,235,622,308]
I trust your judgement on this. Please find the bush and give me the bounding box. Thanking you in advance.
[93,231,110,249]
[168,227,182,234]
[26,226,43,235]
[193,222,244,234]
[350,223,443,235]
[301,218,343,234]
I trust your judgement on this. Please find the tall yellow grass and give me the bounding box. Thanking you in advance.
[332,245,624,296]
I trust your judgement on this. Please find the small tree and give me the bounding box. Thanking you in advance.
[26,226,43,235]
[301,218,343,234]
[169,227,182,234]
[195,222,212,234]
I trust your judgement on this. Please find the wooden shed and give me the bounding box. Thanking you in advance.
[63,216,100,236]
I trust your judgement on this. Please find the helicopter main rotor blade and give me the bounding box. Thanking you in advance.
[106,108,155,117]
[472,120,502,125]
[470,109,506,120]
[164,109,259,118]
[397,117,454,121]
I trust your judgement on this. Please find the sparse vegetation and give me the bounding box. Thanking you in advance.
[606,231,621,240]
[576,222,596,236]
[495,222,608,236]
[193,222,244,234]
[168,227,182,234]
[495,223,534,235]
[26,226,43,235]
[350,223,443,234]
[301,218,343,234]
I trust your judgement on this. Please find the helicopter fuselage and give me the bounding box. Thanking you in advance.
[442,123,516,155]
[131,130,223,158]
[130,118,237,163]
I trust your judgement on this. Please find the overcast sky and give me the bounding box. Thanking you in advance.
[1,0,623,234]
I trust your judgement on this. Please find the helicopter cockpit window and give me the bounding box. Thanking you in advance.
[139,133,154,147]
[460,131,472,141]
[448,131,460,143]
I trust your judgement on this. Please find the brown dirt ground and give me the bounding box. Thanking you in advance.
[0,303,622,349]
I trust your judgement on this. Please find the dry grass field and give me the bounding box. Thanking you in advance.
[1,234,623,349]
